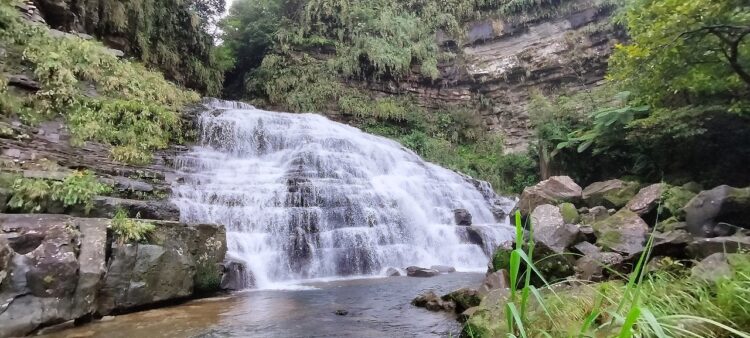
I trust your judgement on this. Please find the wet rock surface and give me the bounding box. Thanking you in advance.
[0,214,227,337]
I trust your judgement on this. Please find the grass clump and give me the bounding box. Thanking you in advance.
[111,209,156,244]
[7,170,110,213]
[0,1,199,164]
[464,211,750,338]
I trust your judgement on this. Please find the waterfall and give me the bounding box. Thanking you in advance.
[172,99,515,288]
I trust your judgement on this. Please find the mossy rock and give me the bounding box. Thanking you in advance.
[442,288,481,313]
[582,179,640,209]
[559,203,579,224]
[662,186,697,219]
[491,241,514,272]
[592,209,648,255]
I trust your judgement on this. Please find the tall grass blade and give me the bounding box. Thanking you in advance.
[578,293,604,337]
[506,303,528,338]
[618,306,641,338]
[639,307,667,338]
[663,315,750,338]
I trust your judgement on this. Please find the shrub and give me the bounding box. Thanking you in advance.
[110,209,156,244]
[7,170,110,213]
[0,2,200,164]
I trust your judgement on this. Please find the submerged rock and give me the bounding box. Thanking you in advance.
[221,260,254,290]
[406,266,440,278]
[430,265,456,273]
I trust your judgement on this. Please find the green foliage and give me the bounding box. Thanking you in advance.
[111,209,156,244]
[609,0,750,107]
[7,171,110,213]
[466,211,750,338]
[195,260,222,292]
[0,2,200,163]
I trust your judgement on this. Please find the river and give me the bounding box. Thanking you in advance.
[43,273,483,338]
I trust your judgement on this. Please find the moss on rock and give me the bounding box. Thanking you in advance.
[559,202,580,224]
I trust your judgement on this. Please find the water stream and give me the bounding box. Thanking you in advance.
[172,100,515,288]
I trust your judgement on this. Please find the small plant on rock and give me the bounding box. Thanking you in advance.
[110,209,156,244]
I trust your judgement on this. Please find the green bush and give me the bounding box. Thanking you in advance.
[0,2,200,164]
[111,209,156,244]
[7,171,111,213]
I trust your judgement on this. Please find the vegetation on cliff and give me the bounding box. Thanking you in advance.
[533,0,750,188]
[1,1,200,164]
[34,0,231,95]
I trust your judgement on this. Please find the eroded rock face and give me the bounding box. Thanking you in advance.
[516,176,582,216]
[684,185,750,237]
[592,209,648,255]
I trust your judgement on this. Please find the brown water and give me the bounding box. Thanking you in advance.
[44,273,483,338]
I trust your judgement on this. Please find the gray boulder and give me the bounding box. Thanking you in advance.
[431,265,457,273]
[580,206,610,225]
[626,183,666,216]
[574,252,624,281]
[592,209,648,255]
[530,204,580,253]
[684,185,750,237]
[516,176,582,216]
[582,179,640,209]
[406,266,440,278]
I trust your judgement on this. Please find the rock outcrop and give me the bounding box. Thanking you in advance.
[0,214,227,337]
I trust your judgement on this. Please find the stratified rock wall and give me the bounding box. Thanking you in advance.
[363,4,622,153]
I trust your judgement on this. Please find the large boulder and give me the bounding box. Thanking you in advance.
[0,215,109,337]
[626,183,666,216]
[412,291,449,312]
[531,204,580,253]
[516,176,582,216]
[406,266,440,278]
[582,179,640,209]
[684,185,750,237]
[431,265,457,273]
[592,209,648,255]
[0,214,227,336]
[662,185,697,219]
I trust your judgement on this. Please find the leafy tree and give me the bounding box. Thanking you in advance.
[609,0,750,107]
[219,0,285,98]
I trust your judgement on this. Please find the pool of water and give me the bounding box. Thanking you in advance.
[43,273,483,338]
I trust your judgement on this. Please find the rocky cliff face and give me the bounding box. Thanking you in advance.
[364,4,622,153]
[0,214,227,337]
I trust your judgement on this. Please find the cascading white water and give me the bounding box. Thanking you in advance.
[172,99,515,288]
